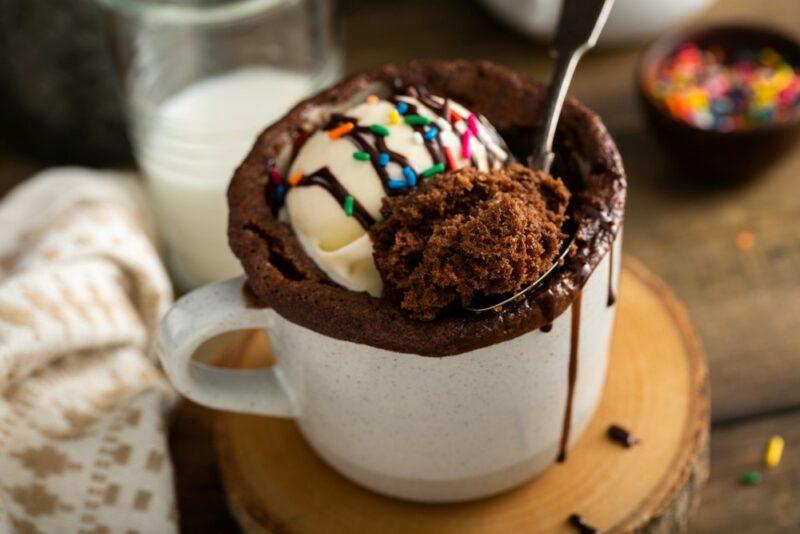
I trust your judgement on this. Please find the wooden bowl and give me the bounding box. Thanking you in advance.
[638,24,800,183]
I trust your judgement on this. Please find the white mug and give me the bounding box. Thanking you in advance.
[158,236,621,502]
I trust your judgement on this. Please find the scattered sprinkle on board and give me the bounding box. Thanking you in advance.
[740,471,762,486]
[765,435,784,469]
[735,231,756,251]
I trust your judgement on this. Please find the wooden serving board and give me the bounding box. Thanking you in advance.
[213,258,709,533]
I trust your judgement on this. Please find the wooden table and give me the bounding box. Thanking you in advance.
[2,0,799,531]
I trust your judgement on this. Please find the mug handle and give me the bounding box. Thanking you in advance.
[157,276,295,417]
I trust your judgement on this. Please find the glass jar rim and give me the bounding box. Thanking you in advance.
[94,0,298,24]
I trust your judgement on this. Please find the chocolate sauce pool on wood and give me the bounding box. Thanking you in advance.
[558,290,582,462]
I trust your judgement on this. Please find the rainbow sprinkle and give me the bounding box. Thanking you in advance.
[353,151,370,161]
[370,124,390,137]
[765,435,785,469]
[328,122,354,139]
[388,179,406,190]
[389,109,401,125]
[422,163,446,178]
[269,169,282,185]
[396,101,409,115]
[647,43,800,130]
[405,114,430,126]
[461,130,472,159]
[444,146,457,170]
[423,126,439,141]
[274,184,286,203]
[449,109,462,122]
[378,152,390,167]
[467,114,480,135]
[366,94,379,104]
[403,166,418,186]
[344,195,355,216]
[288,171,304,186]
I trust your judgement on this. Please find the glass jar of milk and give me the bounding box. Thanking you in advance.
[96,0,342,289]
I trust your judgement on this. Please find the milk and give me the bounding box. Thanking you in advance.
[138,67,313,289]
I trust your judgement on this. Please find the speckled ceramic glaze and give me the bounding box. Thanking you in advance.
[158,236,621,502]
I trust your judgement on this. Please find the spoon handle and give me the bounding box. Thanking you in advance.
[531,0,615,172]
[531,51,582,172]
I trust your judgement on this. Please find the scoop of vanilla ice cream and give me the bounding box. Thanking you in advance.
[284,94,508,296]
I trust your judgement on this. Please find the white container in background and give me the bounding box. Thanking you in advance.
[480,0,716,45]
[96,0,342,289]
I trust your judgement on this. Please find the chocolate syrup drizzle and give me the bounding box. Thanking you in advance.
[607,246,616,307]
[303,167,376,228]
[558,290,582,463]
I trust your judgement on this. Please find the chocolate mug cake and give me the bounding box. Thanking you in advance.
[229,60,624,349]
[159,60,626,502]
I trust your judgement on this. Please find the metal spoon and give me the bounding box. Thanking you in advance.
[465,0,614,313]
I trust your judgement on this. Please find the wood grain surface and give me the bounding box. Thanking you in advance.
[3,0,800,531]
[212,260,708,533]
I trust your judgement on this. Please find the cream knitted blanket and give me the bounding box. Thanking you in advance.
[0,168,177,533]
